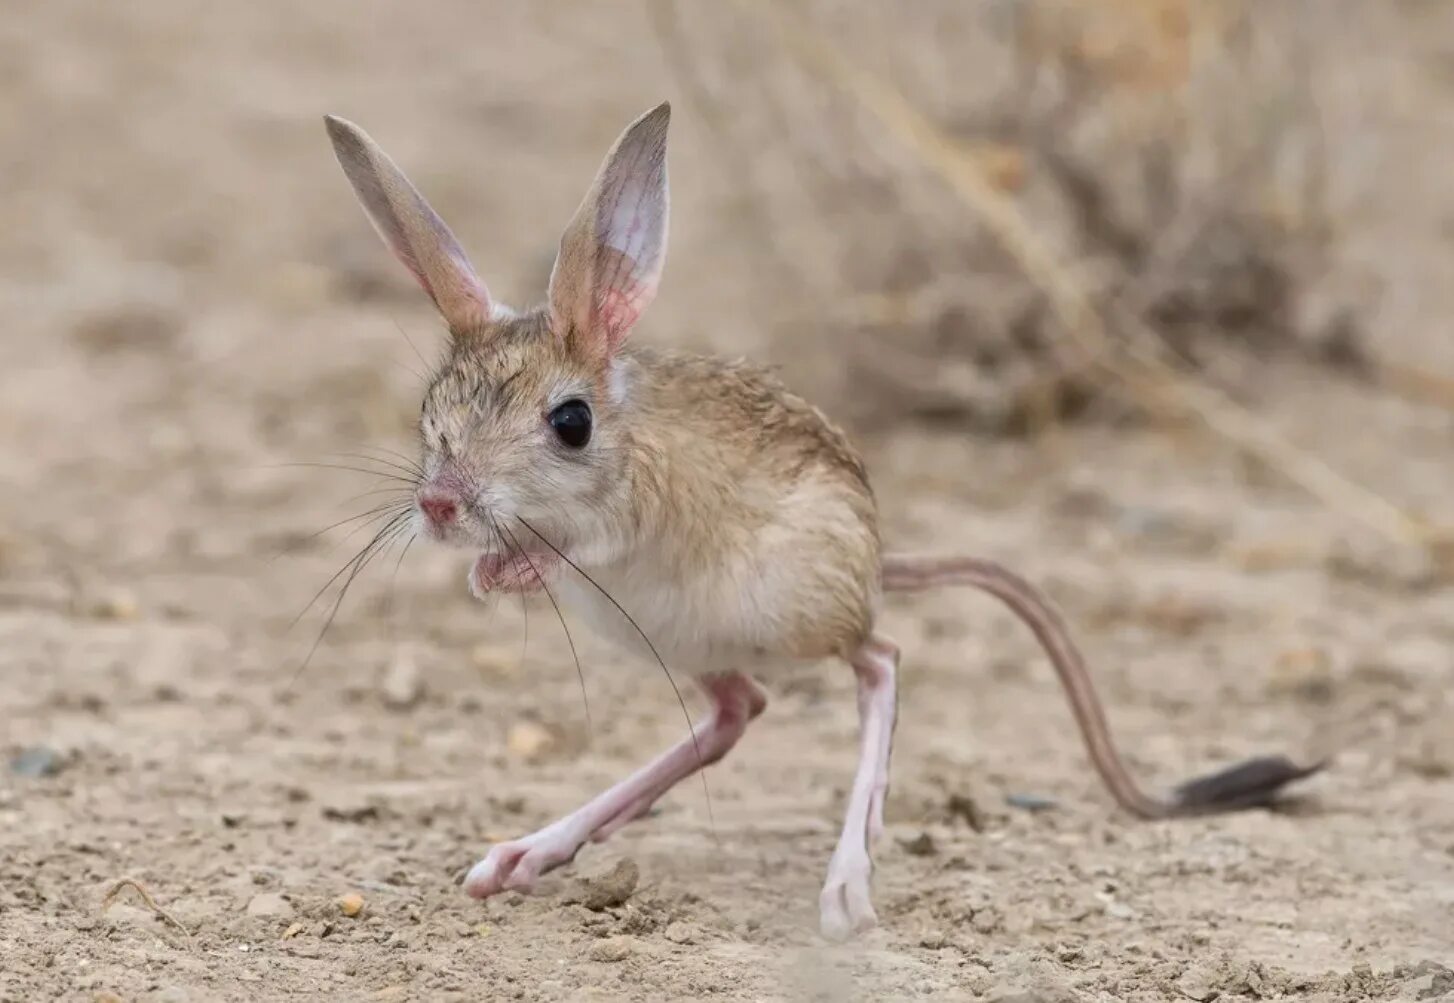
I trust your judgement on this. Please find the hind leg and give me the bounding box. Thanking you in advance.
[819,633,899,940]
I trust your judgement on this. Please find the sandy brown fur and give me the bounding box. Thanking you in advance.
[426,309,881,665]
[622,345,881,660]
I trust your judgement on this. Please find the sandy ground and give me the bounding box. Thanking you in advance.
[2,3,1453,1001]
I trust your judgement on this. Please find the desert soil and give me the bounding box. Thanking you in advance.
[2,3,1452,1001]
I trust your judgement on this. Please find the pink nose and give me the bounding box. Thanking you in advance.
[418,492,459,528]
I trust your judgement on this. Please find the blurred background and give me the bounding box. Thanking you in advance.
[3,2,1452,1000]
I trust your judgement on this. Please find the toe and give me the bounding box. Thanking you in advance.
[462,845,522,899]
[503,854,543,892]
[818,861,878,940]
[462,860,498,899]
[848,888,878,934]
[819,887,853,942]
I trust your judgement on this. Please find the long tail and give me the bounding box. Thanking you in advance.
[881,554,1324,818]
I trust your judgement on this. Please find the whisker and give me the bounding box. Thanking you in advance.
[288,510,410,632]
[503,518,531,681]
[390,532,418,596]
[501,521,592,738]
[389,357,428,385]
[264,499,410,566]
[391,316,432,373]
[271,462,416,484]
[334,504,415,546]
[335,452,424,482]
[339,483,414,502]
[515,516,713,836]
[328,486,414,515]
[347,457,424,486]
[353,445,426,478]
[303,501,412,548]
[342,444,424,472]
[386,529,419,644]
[290,514,411,686]
[383,526,417,647]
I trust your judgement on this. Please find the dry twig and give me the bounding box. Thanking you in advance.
[101,877,194,946]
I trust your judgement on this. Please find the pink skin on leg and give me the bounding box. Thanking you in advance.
[592,674,766,841]
[819,634,899,940]
[463,672,767,898]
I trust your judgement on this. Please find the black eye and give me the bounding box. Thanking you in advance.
[548,399,592,448]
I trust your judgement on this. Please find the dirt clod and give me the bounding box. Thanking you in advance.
[1177,960,1222,1001]
[575,859,639,912]
[588,936,637,963]
[945,793,985,831]
[321,801,380,824]
[662,921,697,945]
[899,832,938,856]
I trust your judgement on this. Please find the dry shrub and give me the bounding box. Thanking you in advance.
[657,0,1372,433]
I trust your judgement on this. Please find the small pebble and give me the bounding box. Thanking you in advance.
[10,746,65,778]
[899,832,937,856]
[281,922,304,940]
[85,589,141,621]
[588,936,636,963]
[339,892,366,917]
[918,929,949,950]
[471,643,520,680]
[381,646,424,710]
[1104,900,1137,920]
[1267,647,1334,702]
[506,721,556,760]
[662,921,697,945]
[1005,793,1057,812]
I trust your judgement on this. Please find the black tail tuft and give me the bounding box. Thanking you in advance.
[1172,755,1327,813]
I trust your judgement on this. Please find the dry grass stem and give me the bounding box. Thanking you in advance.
[730,0,1428,547]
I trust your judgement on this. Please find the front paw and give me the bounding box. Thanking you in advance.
[462,830,580,899]
[463,842,538,898]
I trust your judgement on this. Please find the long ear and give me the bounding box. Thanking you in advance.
[324,115,493,334]
[548,102,670,359]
